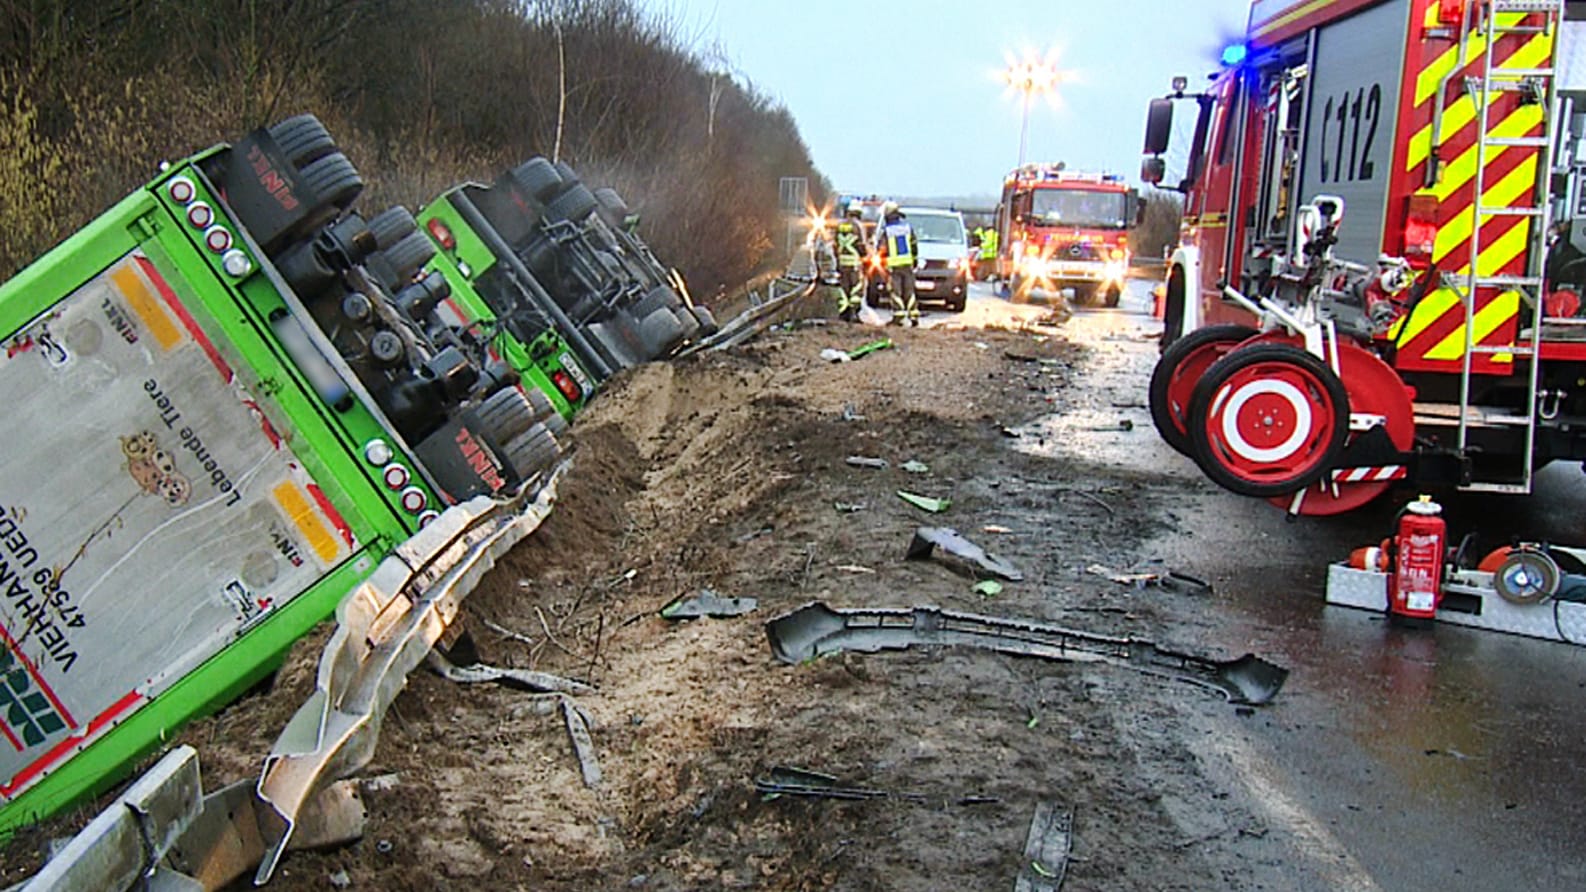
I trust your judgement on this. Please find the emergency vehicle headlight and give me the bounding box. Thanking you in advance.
[221,249,252,278]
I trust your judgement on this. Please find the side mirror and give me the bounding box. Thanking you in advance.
[1141,157,1166,186]
[1143,97,1174,155]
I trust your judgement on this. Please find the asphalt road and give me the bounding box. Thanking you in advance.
[942,278,1586,891]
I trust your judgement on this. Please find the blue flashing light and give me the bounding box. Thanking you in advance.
[1221,43,1248,67]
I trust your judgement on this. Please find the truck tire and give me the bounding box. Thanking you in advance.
[1187,342,1349,498]
[588,319,642,369]
[638,305,687,357]
[513,158,564,202]
[593,187,630,226]
[547,184,598,223]
[268,115,336,168]
[542,409,570,438]
[554,161,580,185]
[1104,284,1123,308]
[298,152,364,213]
[379,231,437,282]
[691,305,718,336]
[633,285,682,318]
[522,384,558,423]
[1149,324,1259,456]
[477,387,539,444]
[366,207,417,251]
[501,424,561,481]
[672,304,702,340]
[1160,266,1187,353]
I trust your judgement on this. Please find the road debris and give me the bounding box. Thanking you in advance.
[753,765,997,807]
[906,526,1024,581]
[660,589,759,619]
[840,403,866,422]
[1086,564,1161,587]
[1014,801,1073,892]
[764,602,1290,705]
[734,525,775,543]
[823,338,896,363]
[897,491,952,513]
[1086,419,1134,432]
[834,501,867,513]
[563,698,603,788]
[974,580,1004,598]
[982,524,1013,534]
[426,651,593,694]
[846,456,889,469]
[901,459,930,474]
[836,564,877,574]
[1085,565,1214,595]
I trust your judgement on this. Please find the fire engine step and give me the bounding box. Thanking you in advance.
[1412,402,1533,427]
[1326,563,1586,644]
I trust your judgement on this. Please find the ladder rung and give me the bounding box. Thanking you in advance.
[1491,0,1561,12]
[1542,317,1586,325]
[1471,343,1535,355]
[1487,67,1555,79]
[1462,481,1533,495]
[1484,136,1550,147]
[1476,275,1544,289]
[1476,205,1545,217]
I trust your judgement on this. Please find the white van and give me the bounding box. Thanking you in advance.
[899,206,971,312]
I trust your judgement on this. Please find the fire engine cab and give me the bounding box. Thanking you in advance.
[1144,0,1586,516]
[996,165,1140,307]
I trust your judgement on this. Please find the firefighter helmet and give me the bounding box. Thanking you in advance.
[846,200,863,217]
[881,200,899,216]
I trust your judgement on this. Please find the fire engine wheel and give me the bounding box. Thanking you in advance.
[1148,324,1259,457]
[1009,274,1031,304]
[547,184,598,223]
[513,158,565,203]
[1103,284,1122,308]
[1159,266,1187,353]
[366,206,418,252]
[268,115,337,168]
[477,387,540,444]
[379,231,437,282]
[1187,342,1350,498]
[1251,334,1416,516]
[298,152,364,214]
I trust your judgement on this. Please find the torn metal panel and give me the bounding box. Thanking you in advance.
[907,527,1024,581]
[252,473,563,884]
[764,602,1288,705]
[1013,801,1072,892]
[675,280,817,357]
[20,746,202,892]
[426,650,593,693]
[562,698,602,789]
[163,779,365,891]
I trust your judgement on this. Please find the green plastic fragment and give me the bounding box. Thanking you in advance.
[847,338,895,360]
[896,491,950,513]
[973,580,1003,598]
[1031,860,1056,878]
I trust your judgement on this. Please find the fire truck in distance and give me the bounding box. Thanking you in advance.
[996,165,1141,307]
[1143,0,1586,516]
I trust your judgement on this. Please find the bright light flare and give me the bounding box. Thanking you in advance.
[998,48,1073,108]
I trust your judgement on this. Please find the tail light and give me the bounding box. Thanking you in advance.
[551,370,582,402]
[1403,194,1437,265]
[426,217,456,251]
[1437,0,1467,26]
[1109,248,1125,261]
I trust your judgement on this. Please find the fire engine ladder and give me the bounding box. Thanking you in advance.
[1456,0,1564,493]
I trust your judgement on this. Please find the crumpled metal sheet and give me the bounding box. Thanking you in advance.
[252,471,564,884]
[661,589,758,619]
[764,602,1289,705]
[1013,801,1072,892]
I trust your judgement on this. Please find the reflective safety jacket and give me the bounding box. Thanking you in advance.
[835,219,869,268]
[979,228,998,260]
[878,214,916,268]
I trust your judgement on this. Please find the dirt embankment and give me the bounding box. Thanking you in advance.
[5,318,1278,890]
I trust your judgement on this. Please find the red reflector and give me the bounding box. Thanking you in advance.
[427,217,457,251]
[1437,0,1466,25]
[400,487,427,513]
[382,464,410,489]
[187,202,213,229]
[204,227,232,253]
[551,371,581,402]
[1403,194,1438,261]
[168,178,196,204]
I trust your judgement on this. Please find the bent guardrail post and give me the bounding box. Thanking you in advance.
[252,472,564,884]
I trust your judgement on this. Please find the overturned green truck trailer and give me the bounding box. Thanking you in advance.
[0,116,569,833]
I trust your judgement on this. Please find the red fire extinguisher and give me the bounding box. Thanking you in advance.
[1389,496,1446,623]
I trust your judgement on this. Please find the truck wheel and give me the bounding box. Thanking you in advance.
[593,187,630,225]
[298,152,364,213]
[513,158,565,202]
[379,231,437,282]
[588,319,643,369]
[501,424,561,481]
[1104,284,1122,308]
[1187,342,1349,498]
[268,115,336,168]
[638,305,687,357]
[547,184,598,223]
[691,305,719,336]
[543,409,570,438]
[1149,324,1258,456]
[477,387,540,443]
[554,161,580,185]
[366,207,417,251]
[522,385,558,423]
[633,285,682,318]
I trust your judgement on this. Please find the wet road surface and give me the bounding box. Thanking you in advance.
[951,277,1586,890]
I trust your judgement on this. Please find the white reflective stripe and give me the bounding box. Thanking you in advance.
[1218,378,1314,464]
[1348,413,1386,431]
[1330,465,1407,482]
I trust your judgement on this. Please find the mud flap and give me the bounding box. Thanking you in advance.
[764,602,1289,705]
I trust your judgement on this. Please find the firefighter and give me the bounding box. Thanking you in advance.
[978,224,998,281]
[833,201,871,321]
[877,201,919,326]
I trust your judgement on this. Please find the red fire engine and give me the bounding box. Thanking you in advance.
[1144,0,1586,516]
[996,165,1141,306]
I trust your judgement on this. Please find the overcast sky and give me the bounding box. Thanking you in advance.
[638,0,1252,200]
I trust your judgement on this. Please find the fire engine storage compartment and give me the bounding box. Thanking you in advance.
[1326,564,1586,644]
